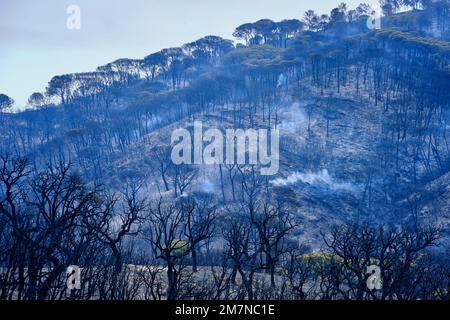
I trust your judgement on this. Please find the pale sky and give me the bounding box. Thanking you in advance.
[0,0,380,108]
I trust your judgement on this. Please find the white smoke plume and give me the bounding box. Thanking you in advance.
[271,169,359,193]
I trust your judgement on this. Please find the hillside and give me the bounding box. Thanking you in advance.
[0,1,449,300]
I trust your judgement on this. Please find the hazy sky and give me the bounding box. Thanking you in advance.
[0,0,380,107]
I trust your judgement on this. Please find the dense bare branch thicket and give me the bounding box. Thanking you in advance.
[1,156,448,300]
